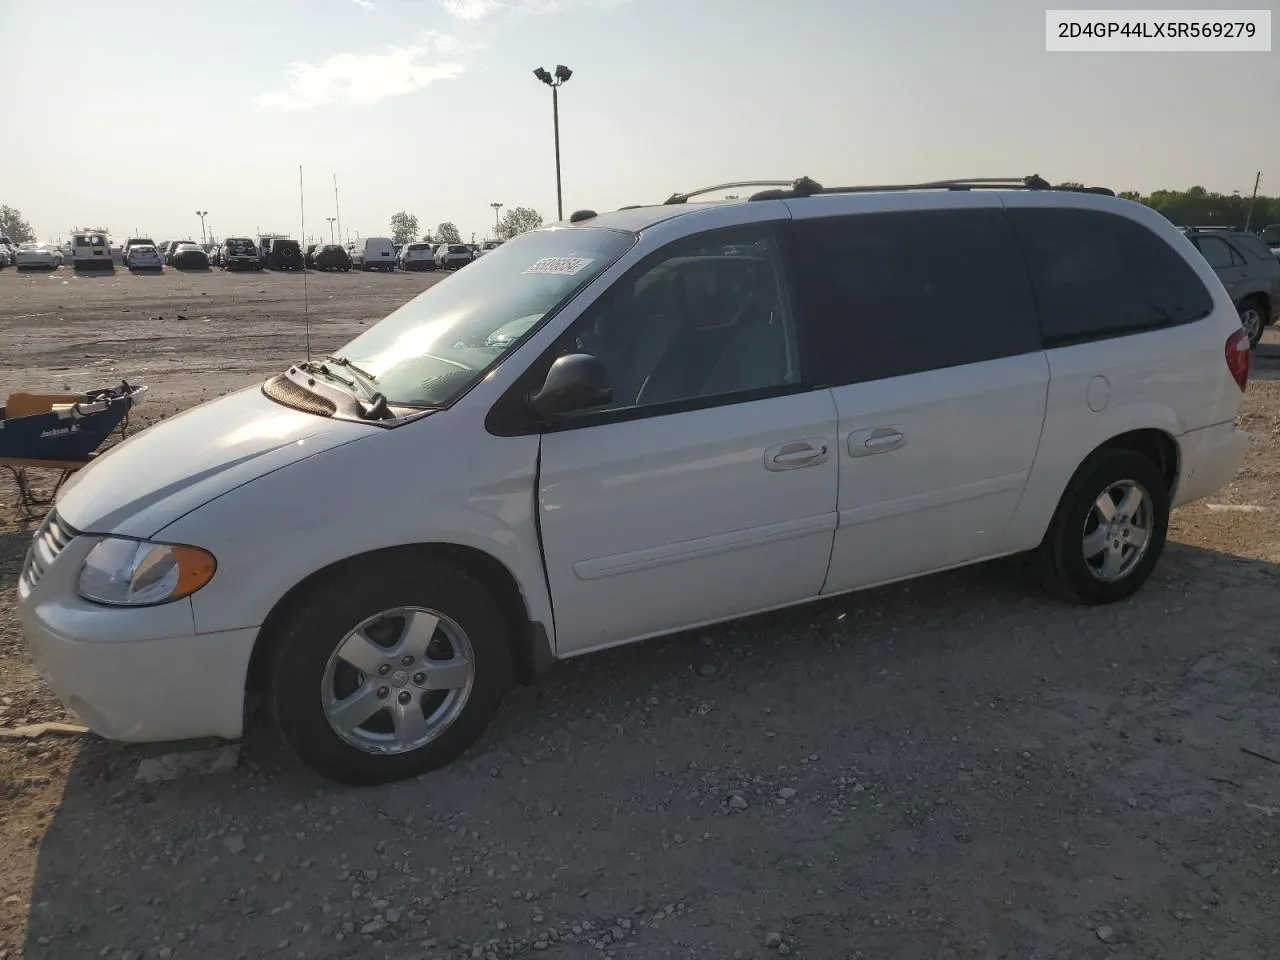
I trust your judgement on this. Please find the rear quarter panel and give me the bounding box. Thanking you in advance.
[1000,193,1244,551]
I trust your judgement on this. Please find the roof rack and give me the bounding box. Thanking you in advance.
[662,174,1114,205]
[1181,224,1240,232]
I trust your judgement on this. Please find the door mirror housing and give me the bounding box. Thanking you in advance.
[526,353,613,418]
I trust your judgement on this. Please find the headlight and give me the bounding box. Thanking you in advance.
[79,538,217,606]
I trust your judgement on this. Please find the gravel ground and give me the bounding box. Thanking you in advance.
[2,266,1279,960]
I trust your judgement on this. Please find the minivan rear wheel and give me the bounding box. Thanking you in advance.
[1034,449,1169,605]
[268,559,514,785]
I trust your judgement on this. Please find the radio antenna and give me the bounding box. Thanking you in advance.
[299,164,312,361]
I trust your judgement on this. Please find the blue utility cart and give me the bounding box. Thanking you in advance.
[0,382,147,518]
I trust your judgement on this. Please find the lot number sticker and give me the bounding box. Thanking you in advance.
[523,257,594,276]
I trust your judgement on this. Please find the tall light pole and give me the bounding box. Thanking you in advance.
[532,64,572,221]
[195,210,209,245]
[490,201,503,234]
[1245,171,1262,233]
[326,217,337,243]
[333,174,342,247]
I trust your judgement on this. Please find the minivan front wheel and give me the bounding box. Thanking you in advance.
[268,559,513,785]
[1035,449,1169,605]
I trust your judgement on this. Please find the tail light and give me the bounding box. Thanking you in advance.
[1225,328,1250,392]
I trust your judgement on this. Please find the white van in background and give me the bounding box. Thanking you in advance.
[362,237,397,272]
[71,230,112,270]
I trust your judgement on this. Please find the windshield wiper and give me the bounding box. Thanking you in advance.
[296,358,393,420]
[320,355,377,382]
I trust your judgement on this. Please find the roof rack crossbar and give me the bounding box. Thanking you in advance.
[664,180,796,205]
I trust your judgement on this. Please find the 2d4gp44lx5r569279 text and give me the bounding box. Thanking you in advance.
[18,176,1250,785]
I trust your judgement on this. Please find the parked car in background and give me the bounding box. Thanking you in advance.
[305,244,318,269]
[399,242,437,271]
[122,238,155,263]
[435,243,474,269]
[1184,226,1280,347]
[0,235,17,265]
[207,244,222,267]
[71,231,113,270]
[313,244,353,272]
[475,239,504,257]
[346,243,363,269]
[361,237,397,272]
[14,242,59,270]
[124,244,163,271]
[162,240,197,266]
[172,243,210,270]
[1259,224,1280,249]
[220,237,262,271]
[265,238,304,271]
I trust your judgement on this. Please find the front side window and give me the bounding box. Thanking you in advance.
[785,208,1040,386]
[546,225,801,414]
[1194,235,1242,269]
[1011,208,1213,344]
[334,228,636,407]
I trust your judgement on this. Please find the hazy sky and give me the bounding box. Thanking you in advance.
[2,0,1276,244]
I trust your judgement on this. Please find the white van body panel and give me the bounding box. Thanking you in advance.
[363,237,396,270]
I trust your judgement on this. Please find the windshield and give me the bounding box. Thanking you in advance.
[227,239,255,253]
[333,227,636,407]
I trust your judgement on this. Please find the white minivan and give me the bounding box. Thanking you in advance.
[18,177,1250,785]
[362,236,397,272]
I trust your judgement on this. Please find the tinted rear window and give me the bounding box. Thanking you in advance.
[785,208,1040,385]
[1233,234,1279,263]
[1010,208,1213,345]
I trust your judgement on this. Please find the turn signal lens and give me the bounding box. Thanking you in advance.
[79,539,217,606]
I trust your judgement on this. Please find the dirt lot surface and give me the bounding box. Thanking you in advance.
[2,265,1279,960]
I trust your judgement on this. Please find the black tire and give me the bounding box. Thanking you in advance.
[1034,448,1169,605]
[268,558,514,785]
[1238,297,1268,349]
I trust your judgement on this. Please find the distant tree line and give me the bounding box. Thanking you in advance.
[1059,183,1280,230]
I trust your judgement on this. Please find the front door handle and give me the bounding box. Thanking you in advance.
[765,439,829,472]
[848,427,905,458]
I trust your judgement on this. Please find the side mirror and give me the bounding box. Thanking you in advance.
[526,353,612,418]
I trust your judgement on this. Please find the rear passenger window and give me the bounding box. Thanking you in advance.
[1010,208,1213,345]
[785,208,1040,386]
[1234,235,1278,263]
[1194,236,1242,269]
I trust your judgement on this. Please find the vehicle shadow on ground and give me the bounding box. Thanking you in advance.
[1250,343,1280,381]
[18,543,1280,958]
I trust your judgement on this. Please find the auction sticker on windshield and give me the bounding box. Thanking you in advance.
[523,257,595,276]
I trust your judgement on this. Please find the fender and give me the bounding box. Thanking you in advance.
[157,411,553,641]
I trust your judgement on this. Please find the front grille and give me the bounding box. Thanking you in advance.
[22,511,77,590]
[262,375,337,416]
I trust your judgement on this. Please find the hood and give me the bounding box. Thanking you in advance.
[56,385,377,538]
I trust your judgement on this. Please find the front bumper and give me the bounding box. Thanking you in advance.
[17,523,258,742]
